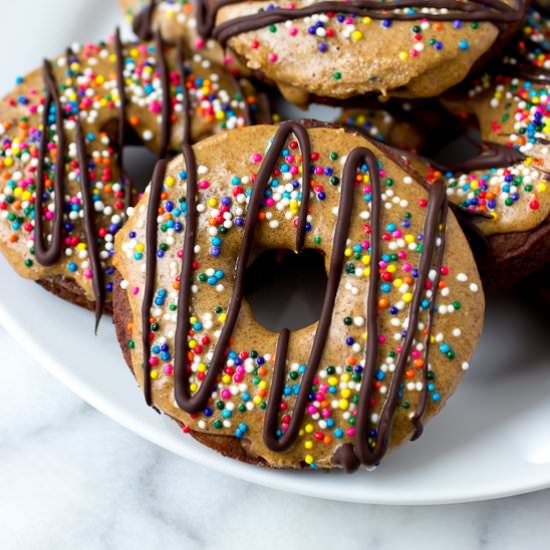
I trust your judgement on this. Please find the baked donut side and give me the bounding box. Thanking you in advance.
[113,123,484,471]
[0,32,270,323]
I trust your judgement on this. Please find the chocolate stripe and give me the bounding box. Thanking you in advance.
[34,59,66,267]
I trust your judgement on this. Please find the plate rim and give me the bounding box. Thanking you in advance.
[2,260,550,505]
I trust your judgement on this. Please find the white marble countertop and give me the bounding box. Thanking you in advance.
[1,325,549,549]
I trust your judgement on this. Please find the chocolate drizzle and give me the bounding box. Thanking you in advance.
[34,52,107,328]
[67,48,106,330]
[140,121,450,470]
[133,0,526,47]
[209,0,526,46]
[447,141,526,172]
[34,59,66,268]
[133,0,158,41]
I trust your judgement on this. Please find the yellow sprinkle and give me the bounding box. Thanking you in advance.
[4,157,13,167]
[351,30,363,42]
[150,369,159,380]
[253,396,261,405]
[339,399,349,410]
[341,388,351,399]
[197,363,206,373]
[305,423,314,433]
[222,374,231,384]
[165,176,175,187]
[189,340,197,349]
[219,313,227,322]
[399,51,408,60]
[387,265,396,273]
[362,16,372,24]
[328,376,338,386]
[405,234,414,244]
[305,454,314,465]
[259,380,267,390]
[95,75,105,85]
[403,292,413,303]
[393,278,403,288]
[208,198,218,207]
[344,247,352,257]
[304,440,313,450]
[190,382,198,392]
[361,254,370,265]
[135,243,145,253]
[76,243,87,251]
[341,373,350,383]
[538,182,547,192]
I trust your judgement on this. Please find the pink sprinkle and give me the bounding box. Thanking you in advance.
[289,27,298,36]
[378,335,386,344]
[268,52,278,63]
[346,427,356,437]
[164,364,174,375]
[132,287,140,295]
[195,38,206,49]
[221,389,231,399]
[198,180,210,190]
[149,357,159,367]
[251,153,263,163]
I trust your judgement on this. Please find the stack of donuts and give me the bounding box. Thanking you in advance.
[1,0,547,472]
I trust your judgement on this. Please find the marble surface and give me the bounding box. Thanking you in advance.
[0,325,549,549]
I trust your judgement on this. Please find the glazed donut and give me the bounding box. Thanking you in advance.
[123,0,528,107]
[418,6,550,288]
[113,121,484,471]
[0,30,270,325]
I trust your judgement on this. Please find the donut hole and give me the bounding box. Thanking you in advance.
[122,145,161,193]
[243,248,328,332]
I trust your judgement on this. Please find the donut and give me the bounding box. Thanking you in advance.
[414,6,550,289]
[0,30,270,326]
[122,0,529,107]
[112,121,484,471]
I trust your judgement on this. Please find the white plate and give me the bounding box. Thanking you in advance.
[3,253,550,504]
[3,0,550,505]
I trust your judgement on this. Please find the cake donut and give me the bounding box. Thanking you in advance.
[0,30,270,325]
[123,0,528,107]
[419,6,550,288]
[113,121,484,471]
